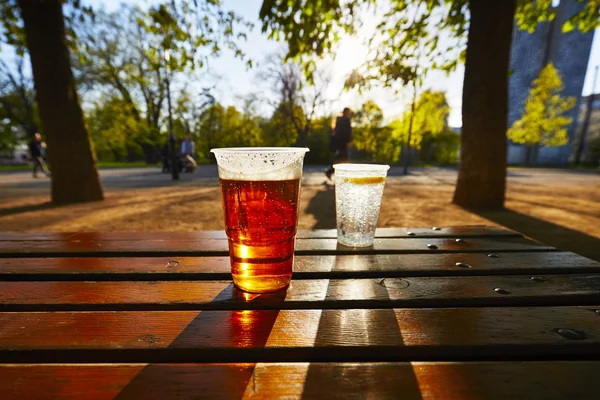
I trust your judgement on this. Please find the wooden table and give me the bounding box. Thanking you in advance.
[1,226,600,399]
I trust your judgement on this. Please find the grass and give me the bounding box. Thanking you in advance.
[0,165,30,172]
[96,161,150,169]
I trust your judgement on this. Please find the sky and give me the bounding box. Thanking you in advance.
[38,0,600,128]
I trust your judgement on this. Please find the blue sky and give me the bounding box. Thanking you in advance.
[68,0,600,127]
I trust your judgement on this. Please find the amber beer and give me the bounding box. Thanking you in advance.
[220,179,300,292]
[211,148,309,293]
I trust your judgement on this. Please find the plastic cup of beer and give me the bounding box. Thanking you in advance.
[211,147,309,293]
[333,163,389,247]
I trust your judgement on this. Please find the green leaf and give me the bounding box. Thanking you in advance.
[562,19,575,33]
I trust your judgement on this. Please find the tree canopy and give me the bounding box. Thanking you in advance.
[392,90,450,149]
[1,0,596,207]
[0,0,253,202]
[260,0,598,75]
[0,55,38,154]
[260,0,600,208]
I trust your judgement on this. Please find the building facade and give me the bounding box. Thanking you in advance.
[507,0,595,165]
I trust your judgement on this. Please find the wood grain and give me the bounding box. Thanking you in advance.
[0,252,597,280]
[0,237,552,257]
[1,306,598,362]
[1,362,597,400]
[1,274,599,311]
[0,226,519,241]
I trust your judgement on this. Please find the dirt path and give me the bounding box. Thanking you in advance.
[1,168,599,260]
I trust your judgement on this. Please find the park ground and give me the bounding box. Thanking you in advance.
[1,165,599,261]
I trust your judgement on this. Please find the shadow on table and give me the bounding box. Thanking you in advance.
[301,250,423,399]
[467,207,600,262]
[114,284,282,399]
[112,264,426,398]
[305,184,336,229]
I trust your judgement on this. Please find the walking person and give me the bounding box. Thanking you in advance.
[325,107,352,180]
[29,132,51,178]
[180,136,197,172]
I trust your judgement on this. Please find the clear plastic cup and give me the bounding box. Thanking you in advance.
[333,163,390,247]
[211,147,309,293]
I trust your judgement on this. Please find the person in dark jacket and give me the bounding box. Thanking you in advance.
[29,133,51,178]
[326,107,352,180]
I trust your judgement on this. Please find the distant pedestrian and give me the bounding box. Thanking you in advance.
[29,132,51,178]
[180,136,197,172]
[326,107,352,180]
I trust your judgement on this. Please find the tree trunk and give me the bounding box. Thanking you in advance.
[18,0,103,202]
[403,82,418,175]
[524,145,532,165]
[453,0,515,209]
[527,144,539,165]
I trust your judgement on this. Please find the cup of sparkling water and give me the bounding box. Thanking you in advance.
[333,163,390,247]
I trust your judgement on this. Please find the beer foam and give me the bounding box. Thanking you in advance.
[211,147,309,180]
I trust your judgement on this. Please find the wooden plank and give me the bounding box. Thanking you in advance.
[1,306,598,362]
[297,226,521,239]
[1,362,597,399]
[0,226,520,241]
[0,252,597,281]
[0,237,552,257]
[1,274,599,311]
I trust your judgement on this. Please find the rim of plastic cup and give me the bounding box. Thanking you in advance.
[211,147,310,154]
[333,163,390,171]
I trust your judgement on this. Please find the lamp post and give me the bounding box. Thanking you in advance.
[574,65,598,166]
[164,49,179,180]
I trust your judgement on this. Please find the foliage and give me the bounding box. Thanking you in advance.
[420,130,460,164]
[259,0,364,77]
[195,102,263,161]
[71,2,250,162]
[258,53,331,146]
[0,0,94,54]
[305,116,331,164]
[137,1,252,71]
[514,0,556,33]
[352,100,398,162]
[0,116,21,154]
[260,0,598,85]
[351,95,452,164]
[86,96,152,162]
[259,0,599,208]
[260,102,303,147]
[0,54,39,152]
[85,90,455,165]
[393,90,450,149]
[508,63,576,147]
[514,0,600,34]
[562,0,600,33]
[0,91,34,153]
